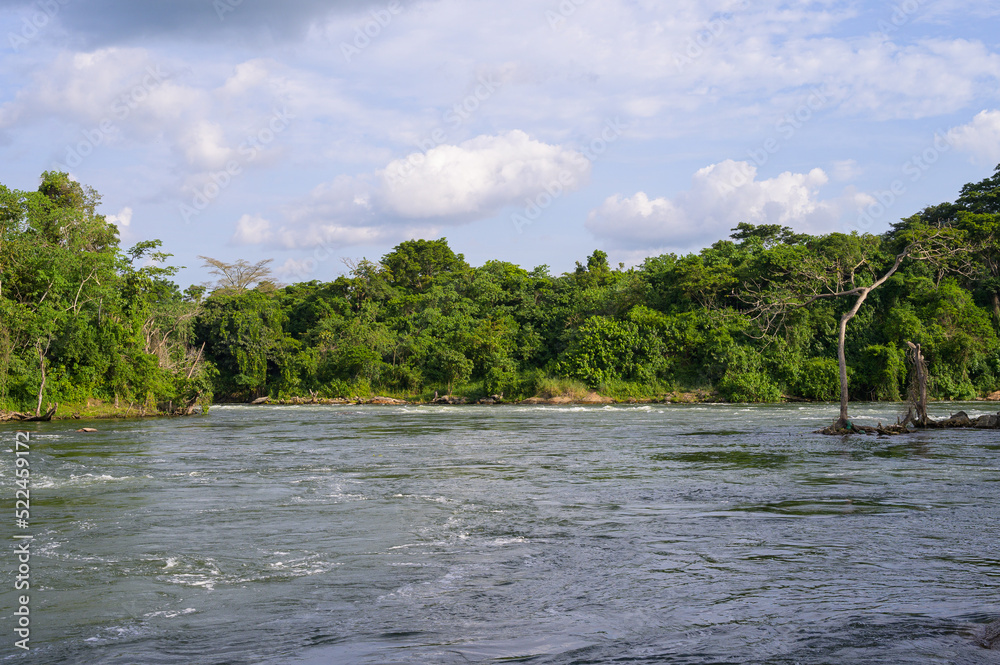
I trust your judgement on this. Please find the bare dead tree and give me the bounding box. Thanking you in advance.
[35,337,50,417]
[904,341,929,427]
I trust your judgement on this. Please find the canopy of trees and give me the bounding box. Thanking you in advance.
[0,172,211,414]
[3,166,1000,413]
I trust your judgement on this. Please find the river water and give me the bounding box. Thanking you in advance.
[2,403,1000,664]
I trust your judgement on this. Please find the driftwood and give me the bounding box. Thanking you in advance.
[816,421,909,436]
[20,404,57,422]
[818,410,1000,435]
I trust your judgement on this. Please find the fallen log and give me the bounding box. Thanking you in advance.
[23,404,57,422]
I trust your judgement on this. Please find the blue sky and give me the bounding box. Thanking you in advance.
[1,0,999,288]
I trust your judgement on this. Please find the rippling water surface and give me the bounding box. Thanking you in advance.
[3,403,1000,664]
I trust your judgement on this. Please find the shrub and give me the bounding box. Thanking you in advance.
[717,370,781,403]
[794,357,841,401]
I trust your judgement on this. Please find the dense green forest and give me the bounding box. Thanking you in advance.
[2,166,1000,416]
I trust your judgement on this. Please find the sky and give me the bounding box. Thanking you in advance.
[1,0,999,288]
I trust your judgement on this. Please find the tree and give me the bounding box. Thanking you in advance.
[199,256,274,294]
[194,290,289,398]
[380,238,468,292]
[951,165,1000,326]
[746,229,969,428]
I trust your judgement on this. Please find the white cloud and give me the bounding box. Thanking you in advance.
[3,0,1000,284]
[948,109,1000,164]
[179,120,234,170]
[275,257,317,281]
[105,206,132,227]
[586,160,838,252]
[379,130,588,219]
[269,130,589,249]
[231,214,273,245]
[0,47,293,188]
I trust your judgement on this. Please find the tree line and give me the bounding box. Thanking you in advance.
[1,166,999,416]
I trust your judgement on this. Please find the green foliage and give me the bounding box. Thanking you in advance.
[6,165,1000,412]
[717,371,782,403]
[715,345,782,403]
[794,357,841,401]
[533,376,591,400]
[853,345,905,401]
[556,314,669,387]
[0,173,208,414]
[195,290,289,397]
[381,237,469,292]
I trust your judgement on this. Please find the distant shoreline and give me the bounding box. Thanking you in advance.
[4,393,999,423]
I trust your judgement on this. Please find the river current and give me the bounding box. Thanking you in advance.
[2,403,1000,664]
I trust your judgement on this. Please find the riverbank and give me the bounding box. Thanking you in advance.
[0,398,209,422]
[235,388,720,407]
[6,389,1000,421]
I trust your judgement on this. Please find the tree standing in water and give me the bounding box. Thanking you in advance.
[745,227,969,430]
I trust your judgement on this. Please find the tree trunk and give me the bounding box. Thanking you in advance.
[186,342,206,380]
[916,344,928,426]
[35,348,46,418]
[836,313,850,426]
[906,341,929,426]
[833,288,874,428]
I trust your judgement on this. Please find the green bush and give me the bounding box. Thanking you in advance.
[794,357,841,401]
[717,370,781,403]
[852,344,904,401]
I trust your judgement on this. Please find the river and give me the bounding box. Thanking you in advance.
[2,403,1000,664]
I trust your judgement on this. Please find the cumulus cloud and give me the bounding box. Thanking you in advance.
[378,130,588,218]
[268,130,589,249]
[231,214,272,245]
[105,206,132,227]
[948,109,1000,164]
[0,46,302,211]
[586,160,839,252]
